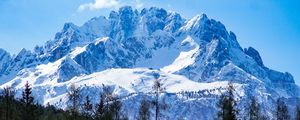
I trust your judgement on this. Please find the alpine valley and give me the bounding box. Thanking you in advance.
[0,6,299,119]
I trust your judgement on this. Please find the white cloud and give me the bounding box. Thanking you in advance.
[134,0,144,9]
[78,0,145,12]
[78,0,121,12]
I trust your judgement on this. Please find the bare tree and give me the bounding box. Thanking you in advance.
[67,83,82,120]
[152,73,167,120]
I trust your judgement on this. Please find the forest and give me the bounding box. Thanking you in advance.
[0,80,299,120]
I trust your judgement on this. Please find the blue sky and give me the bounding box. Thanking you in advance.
[0,0,299,85]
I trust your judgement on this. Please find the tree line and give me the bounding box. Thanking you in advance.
[0,81,71,120]
[0,78,168,120]
[0,80,300,120]
[217,82,300,120]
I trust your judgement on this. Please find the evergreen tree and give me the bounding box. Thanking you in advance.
[109,96,125,120]
[0,88,21,120]
[296,105,300,120]
[40,104,60,120]
[95,93,106,120]
[67,84,82,120]
[95,85,127,120]
[1,87,15,120]
[275,97,290,120]
[0,95,2,119]
[0,87,80,120]
[95,85,114,120]
[39,103,77,120]
[82,95,93,120]
[137,98,151,120]
[249,97,260,120]
[20,81,37,120]
[217,82,238,120]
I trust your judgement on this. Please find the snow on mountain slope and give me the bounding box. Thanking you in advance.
[161,36,199,73]
[1,68,246,119]
[0,48,41,84]
[4,56,87,88]
[0,6,299,119]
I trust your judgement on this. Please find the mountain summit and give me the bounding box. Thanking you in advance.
[0,6,299,119]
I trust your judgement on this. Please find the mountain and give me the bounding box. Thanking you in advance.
[0,6,299,119]
[0,49,12,76]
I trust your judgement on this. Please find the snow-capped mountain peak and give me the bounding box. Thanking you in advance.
[0,6,298,119]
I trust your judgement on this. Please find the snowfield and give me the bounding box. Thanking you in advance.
[1,67,235,106]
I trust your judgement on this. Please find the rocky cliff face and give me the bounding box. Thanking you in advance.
[0,6,299,119]
[0,48,11,77]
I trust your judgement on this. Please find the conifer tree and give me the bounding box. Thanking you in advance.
[296,105,300,120]
[40,104,60,120]
[95,85,114,120]
[109,96,124,120]
[95,85,127,120]
[95,93,106,120]
[275,97,290,120]
[0,94,2,119]
[217,82,238,120]
[20,81,37,120]
[137,98,151,120]
[249,97,260,120]
[1,87,15,120]
[82,95,93,120]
